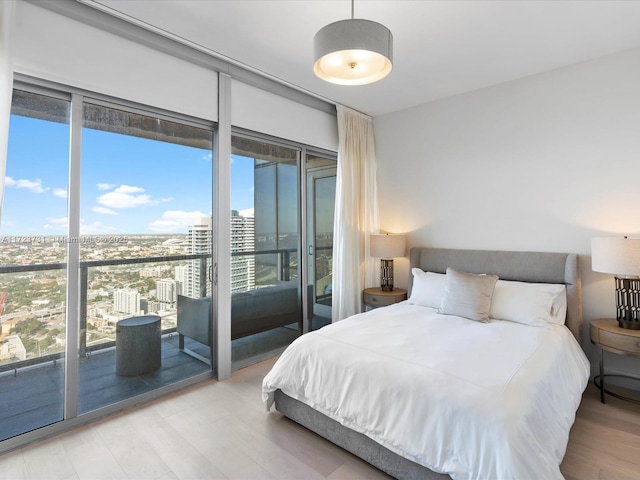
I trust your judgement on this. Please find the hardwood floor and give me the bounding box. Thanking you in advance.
[0,357,639,480]
[561,384,640,480]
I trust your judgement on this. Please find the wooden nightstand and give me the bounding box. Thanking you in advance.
[362,287,407,310]
[590,318,640,404]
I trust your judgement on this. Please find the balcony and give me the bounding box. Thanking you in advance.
[0,250,306,443]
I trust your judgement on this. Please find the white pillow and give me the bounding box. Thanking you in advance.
[438,268,498,323]
[548,286,567,325]
[408,269,446,308]
[490,280,567,327]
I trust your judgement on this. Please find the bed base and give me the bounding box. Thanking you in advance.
[274,390,450,479]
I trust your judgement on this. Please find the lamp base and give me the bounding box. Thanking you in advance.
[618,321,640,330]
[615,277,640,330]
[380,259,394,292]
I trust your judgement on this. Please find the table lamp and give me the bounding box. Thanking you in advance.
[592,236,640,330]
[370,233,406,291]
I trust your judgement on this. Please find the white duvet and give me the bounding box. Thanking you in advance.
[262,303,590,480]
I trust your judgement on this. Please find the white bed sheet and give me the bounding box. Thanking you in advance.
[262,303,590,480]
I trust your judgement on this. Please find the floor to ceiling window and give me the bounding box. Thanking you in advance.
[0,82,336,447]
[78,101,214,413]
[0,89,70,440]
[305,153,336,331]
[0,88,217,442]
[230,134,302,367]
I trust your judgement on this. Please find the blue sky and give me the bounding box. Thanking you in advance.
[2,115,256,236]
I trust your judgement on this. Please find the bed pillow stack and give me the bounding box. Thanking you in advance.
[408,267,567,327]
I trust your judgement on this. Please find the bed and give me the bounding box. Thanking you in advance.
[262,247,590,479]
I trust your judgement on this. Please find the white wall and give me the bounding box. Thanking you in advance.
[231,80,338,151]
[374,47,640,373]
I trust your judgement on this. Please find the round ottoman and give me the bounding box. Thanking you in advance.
[116,315,161,376]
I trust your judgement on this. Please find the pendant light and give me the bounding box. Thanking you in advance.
[313,0,393,86]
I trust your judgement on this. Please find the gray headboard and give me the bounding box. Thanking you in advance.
[409,247,583,342]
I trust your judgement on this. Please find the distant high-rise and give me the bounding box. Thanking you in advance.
[179,214,256,298]
[156,279,180,308]
[113,289,141,315]
[231,210,255,293]
[174,265,189,297]
[185,217,213,298]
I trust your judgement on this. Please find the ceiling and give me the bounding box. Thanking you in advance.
[89,0,640,117]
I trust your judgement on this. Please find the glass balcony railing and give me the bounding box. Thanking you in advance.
[0,249,298,374]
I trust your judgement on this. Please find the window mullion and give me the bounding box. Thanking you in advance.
[64,93,83,420]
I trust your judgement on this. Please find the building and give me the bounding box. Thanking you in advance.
[231,210,255,293]
[0,335,26,362]
[181,214,257,297]
[156,279,180,308]
[112,289,141,316]
[174,265,189,298]
[180,217,213,299]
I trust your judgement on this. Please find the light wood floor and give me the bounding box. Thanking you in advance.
[0,356,639,480]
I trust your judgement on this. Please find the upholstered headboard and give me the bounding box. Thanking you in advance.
[409,247,583,342]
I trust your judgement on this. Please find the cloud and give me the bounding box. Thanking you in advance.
[202,153,212,162]
[79,221,118,235]
[97,183,116,191]
[238,208,254,218]
[149,210,209,233]
[43,217,68,231]
[53,188,68,199]
[97,184,161,209]
[43,217,117,235]
[113,185,144,194]
[93,206,118,215]
[5,176,48,194]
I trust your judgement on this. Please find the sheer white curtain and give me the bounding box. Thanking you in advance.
[332,105,379,321]
[0,0,16,225]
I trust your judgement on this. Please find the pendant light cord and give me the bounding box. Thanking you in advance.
[351,0,354,19]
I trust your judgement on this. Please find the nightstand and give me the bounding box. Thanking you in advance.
[362,287,407,310]
[590,318,640,404]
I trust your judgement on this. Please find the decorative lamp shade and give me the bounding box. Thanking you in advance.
[313,18,393,86]
[591,237,640,276]
[370,234,406,259]
[592,236,640,330]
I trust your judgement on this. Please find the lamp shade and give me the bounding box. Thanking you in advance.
[592,237,640,276]
[370,234,406,259]
[313,18,393,86]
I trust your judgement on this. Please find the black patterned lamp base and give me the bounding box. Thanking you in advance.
[380,259,394,292]
[616,277,640,330]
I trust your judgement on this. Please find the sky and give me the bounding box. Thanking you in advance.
[1,115,256,236]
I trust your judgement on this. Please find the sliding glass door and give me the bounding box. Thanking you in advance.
[0,90,70,440]
[306,153,336,331]
[78,102,214,413]
[230,134,302,367]
[0,88,217,442]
